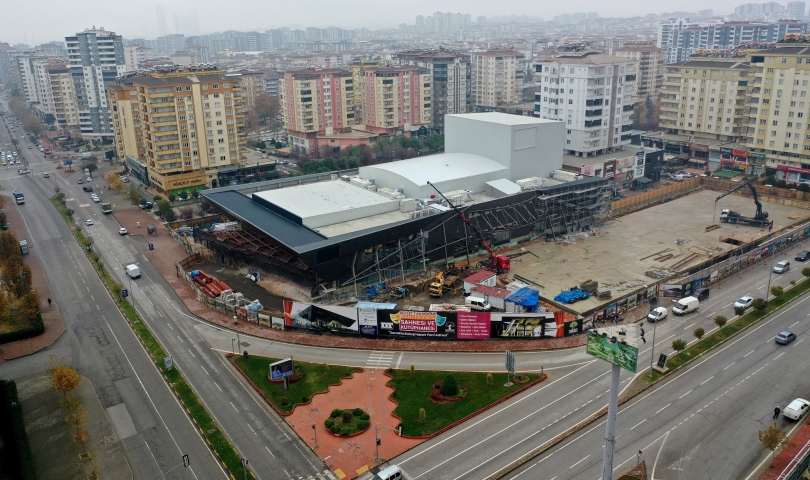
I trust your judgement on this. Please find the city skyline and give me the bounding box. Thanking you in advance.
[0,0,788,45]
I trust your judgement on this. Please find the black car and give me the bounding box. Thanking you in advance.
[796,250,810,262]
[82,186,93,192]
[140,201,153,210]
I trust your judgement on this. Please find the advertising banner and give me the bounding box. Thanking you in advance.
[663,284,684,298]
[457,311,491,339]
[358,308,378,335]
[586,330,638,372]
[269,358,295,381]
[377,310,456,339]
[283,300,358,333]
[490,313,556,338]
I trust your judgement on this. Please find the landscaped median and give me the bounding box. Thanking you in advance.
[50,196,253,480]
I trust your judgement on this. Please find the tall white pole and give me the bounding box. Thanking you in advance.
[601,363,621,480]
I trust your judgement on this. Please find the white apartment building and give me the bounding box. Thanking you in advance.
[535,53,637,157]
[472,50,524,108]
[66,28,126,140]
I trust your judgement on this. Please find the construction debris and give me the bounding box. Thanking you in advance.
[705,224,721,232]
[645,269,674,279]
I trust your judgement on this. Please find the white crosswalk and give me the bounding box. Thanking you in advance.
[365,351,394,370]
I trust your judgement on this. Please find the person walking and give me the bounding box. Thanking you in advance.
[774,406,781,419]
[47,298,51,306]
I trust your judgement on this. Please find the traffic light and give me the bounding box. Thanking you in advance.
[376,438,381,446]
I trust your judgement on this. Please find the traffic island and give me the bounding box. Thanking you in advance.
[325,408,370,437]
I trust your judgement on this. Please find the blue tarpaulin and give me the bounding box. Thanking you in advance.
[554,289,592,304]
[364,284,388,297]
[505,287,540,312]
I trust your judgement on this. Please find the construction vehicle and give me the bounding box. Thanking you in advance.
[427,181,511,274]
[714,181,773,228]
[429,266,461,298]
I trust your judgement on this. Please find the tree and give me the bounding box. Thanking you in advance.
[168,193,176,203]
[440,374,459,397]
[759,423,788,457]
[50,365,82,398]
[694,327,705,340]
[423,133,444,152]
[254,93,280,127]
[180,206,194,220]
[157,199,172,218]
[714,316,727,328]
[0,230,20,259]
[672,339,687,352]
[802,266,810,279]
[410,365,415,377]
[734,306,746,316]
[753,298,768,311]
[770,285,784,300]
[111,282,123,299]
[85,163,98,174]
[418,408,426,423]
[164,210,177,222]
[486,373,493,386]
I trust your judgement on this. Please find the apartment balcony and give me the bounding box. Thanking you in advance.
[151,116,177,124]
[147,97,174,106]
[152,135,180,144]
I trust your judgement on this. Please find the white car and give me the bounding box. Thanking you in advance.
[118,227,128,235]
[734,296,754,310]
[647,307,668,323]
[91,196,100,203]
[783,398,810,420]
[85,219,93,226]
[43,172,49,178]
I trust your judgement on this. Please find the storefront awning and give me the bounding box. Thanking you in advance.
[634,176,653,185]
[689,159,707,165]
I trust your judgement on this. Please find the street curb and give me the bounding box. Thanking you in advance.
[483,277,810,480]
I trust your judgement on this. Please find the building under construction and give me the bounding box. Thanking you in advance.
[200,113,612,296]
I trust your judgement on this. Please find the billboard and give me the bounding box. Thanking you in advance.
[586,329,639,372]
[283,300,358,333]
[457,312,491,339]
[269,358,295,381]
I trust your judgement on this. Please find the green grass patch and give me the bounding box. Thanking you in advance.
[49,197,252,480]
[643,277,810,384]
[388,370,543,437]
[233,355,360,414]
[325,408,370,436]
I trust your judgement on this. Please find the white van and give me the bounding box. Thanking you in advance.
[671,174,686,182]
[125,264,141,279]
[465,296,491,311]
[374,465,402,480]
[672,296,699,315]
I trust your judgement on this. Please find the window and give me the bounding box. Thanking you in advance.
[213,84,219,89]
[202,85,208,90]
[773,120,778,125]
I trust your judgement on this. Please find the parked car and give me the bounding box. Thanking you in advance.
[783,398,810,420]
[82,186,93,192]
[775,330,797,345]
[796,250,810,262]
[734,296,754,310]
[773,260,791,273]
[647,307,668,323]
[77,178,84,184]
[140,201,153,210]
[119,227,128,235]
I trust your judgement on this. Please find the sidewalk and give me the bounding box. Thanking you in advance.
[0,194,65,360]
[284,369,421,480]
[756,419,810,480]
[16,372,131,480]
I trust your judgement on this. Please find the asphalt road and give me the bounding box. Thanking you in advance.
[503,288,810,480]
[0,112,225,479]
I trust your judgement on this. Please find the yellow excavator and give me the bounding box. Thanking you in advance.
[429,266,461,298]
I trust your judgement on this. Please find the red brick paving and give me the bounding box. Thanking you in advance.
[284,369,421,480]
[756,420,810,480]
[0,195,66,360]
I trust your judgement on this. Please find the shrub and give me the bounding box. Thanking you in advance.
[672,339,687,351]
[164,210,177,222]
[433,380,442,390]
[341,411,353,424]
[803,267,810,278]
[153,195,163,201]
[180,206,194,220]
[440,374,459,397]
[352,408,364,417]
[360,413,370,420]
[302,396,307,403]
[410,365,415,377]
[279,396,290,407]
[325,418,334,428]
[341,427,352,436]
[791,280,796,285]
[418,408,426,423]
[168,193,177,202]
[753,298,768,311]
[430,390,444,401]
[356,419,369,430]
[771,285,784,299]
[775,180,787,189]
[734,306,746,317]
[486,373,493,386]
[715,316,727,328]
[798,183,810,192]
[329,424,341,434]
[330,409,342,418]
[694,327,705,340]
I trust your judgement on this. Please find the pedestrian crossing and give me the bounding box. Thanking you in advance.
[365,351,394,370]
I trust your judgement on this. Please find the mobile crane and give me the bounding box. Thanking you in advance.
[426,181,511,274]
[714,181,773,228]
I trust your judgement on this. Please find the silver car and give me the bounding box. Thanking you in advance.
[773,261,791,273]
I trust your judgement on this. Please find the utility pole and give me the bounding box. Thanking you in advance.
[601,362,621,480]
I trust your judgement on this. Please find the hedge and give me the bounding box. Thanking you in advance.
[0,380,37,480]
[0,312,44,344]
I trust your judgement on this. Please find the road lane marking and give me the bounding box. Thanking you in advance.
[631,419,646,430]
[167,323,173,330]
[743,350,755,358]
[705,311,717,318]
[176,335,184,343]
[774,352,785,361]
[230,401,238,412]
[214,382,222,392]
[247,423,255,434]
[187,349,196,358]
[723,362,735,370]
[570,455,590,469]
[656,403,671,414]
[201,365,209,375]
[793,339,804,347]
[700,376,714,386]
[679,390,692,399]
[790,320,800,328]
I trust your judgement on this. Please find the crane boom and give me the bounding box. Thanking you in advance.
[426,181,495,257]
[714,181,768,221]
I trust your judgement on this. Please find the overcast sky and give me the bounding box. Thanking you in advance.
[4,0,743,45]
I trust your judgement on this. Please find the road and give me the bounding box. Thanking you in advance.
[503,286,810,480]
[0,111,225,479]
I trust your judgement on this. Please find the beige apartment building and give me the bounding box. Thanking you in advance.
[108,67,247,193]
[46,65,80,128]
[279,68,358,153]
[347,57,381,125]
[362,66,432,134]
[473,50,524,108]
[660,60,754,143]
[614,44,664,101]
[745,46,810,183]
[226,69,264,114]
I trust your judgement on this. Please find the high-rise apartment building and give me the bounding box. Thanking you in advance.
[66,28,125,140]
[659,60,753,142]
[107,67,247,192]
[362,66,432,134]
[614,44,665,101]
[535,53,637,156]
[788,1,807,19]
[279,68,358,153]
[124,45,153,71]
[472,50,524,108]
[658,19,807,63]
[225,70,264,114]
[47,65,79,128]
[394,49,471,130]
[744,46,810,182]
[347,57,381,125]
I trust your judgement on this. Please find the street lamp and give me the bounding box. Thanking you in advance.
[234,316,242,356]
[648,296,659,378]
[765,261,774,305]
[312,424,318,449]
[240,458,248,480]
[231,338,236,356]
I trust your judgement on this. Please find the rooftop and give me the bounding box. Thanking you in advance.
[542,53,634,65]
[668,60,753,69]
[361,152,509,187]
[446,112,558,127]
